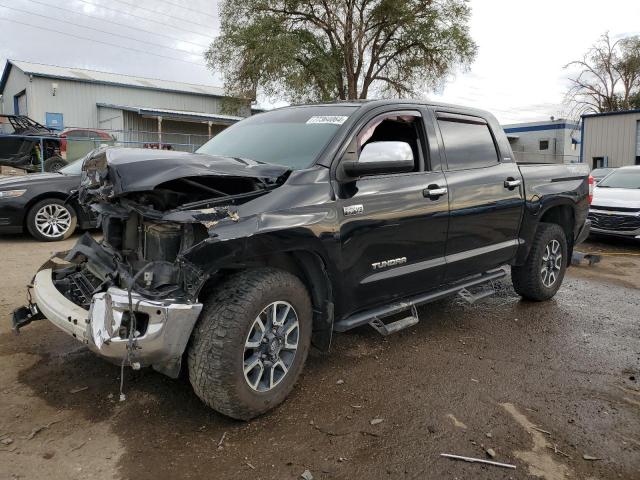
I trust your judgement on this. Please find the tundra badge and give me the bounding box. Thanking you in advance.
[343,204,364,216]
[372,257,407,270]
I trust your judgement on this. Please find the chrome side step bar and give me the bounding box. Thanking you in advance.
[333,267,507,333]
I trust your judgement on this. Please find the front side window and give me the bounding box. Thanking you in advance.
[597,169,640,189]
[437,118,499,170]
[197,106,358,170]
[357,113,424,171]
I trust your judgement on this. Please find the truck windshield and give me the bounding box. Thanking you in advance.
[597,169,640,189]
[196,106,357,169]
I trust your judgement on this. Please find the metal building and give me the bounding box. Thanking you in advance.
[581,109,640,168]
[502,118,580,164]
[0,60,250,151]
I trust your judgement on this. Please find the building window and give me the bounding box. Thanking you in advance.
[593,157,604,169]
[539,140,549,151]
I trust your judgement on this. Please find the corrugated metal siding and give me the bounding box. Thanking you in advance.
[28,76,227,128]
[583,112,640,167]
[636,121,640,158]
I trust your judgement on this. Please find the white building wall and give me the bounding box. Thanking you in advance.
[582,112,640,168]
[504,125,580,163]
[0,67,30,115]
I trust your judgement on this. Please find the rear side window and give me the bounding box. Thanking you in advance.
[437,118,499,170]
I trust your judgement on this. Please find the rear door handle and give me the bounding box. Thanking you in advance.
[504,178,522,189]
[423,185,448,199]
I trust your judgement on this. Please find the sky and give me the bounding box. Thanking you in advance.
[1,0,639,124]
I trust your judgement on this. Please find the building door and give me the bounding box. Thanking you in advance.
[636,120,640,165]
[14,91,27,115]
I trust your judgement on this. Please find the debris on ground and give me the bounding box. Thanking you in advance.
[245,462,256,470]
[69,386,88,394]
[370,418,383,425]
[1,437,14,445]
[571,251,601,266]
[301,469,314,480]
[336,379,344,385]
[217,431,227,450]
[532,426,552,435]
[485,448,496,458]
[446,413,468,429]
[485,432,492,438]
[547,444,571,459]
[24,420,62,440]
[440,453,516,469]
[582,454,602,461]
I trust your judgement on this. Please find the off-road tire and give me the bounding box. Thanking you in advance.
[512,222,568,301]
[43,156,67,172]
[188,268,312,420]
[26,198,77,242]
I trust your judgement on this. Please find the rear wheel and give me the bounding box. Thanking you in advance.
[26,198,77,242]
[43,156,67,172]
[188,268,312,420]
[512,222,568,301]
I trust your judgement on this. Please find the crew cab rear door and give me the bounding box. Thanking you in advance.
[334,107,449,315]
[433,111,524,281]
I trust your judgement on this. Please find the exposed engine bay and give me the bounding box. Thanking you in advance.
[53,148,290,308]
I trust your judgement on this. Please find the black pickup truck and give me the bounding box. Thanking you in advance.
[13,100,592,420]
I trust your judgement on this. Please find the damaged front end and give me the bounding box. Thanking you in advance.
[15,148,289,377]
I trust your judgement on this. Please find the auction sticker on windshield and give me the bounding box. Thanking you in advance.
[306,116,348,125]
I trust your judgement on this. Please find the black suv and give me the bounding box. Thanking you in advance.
[0,115,66,172]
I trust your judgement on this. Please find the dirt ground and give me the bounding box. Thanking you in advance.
[0,233,639,480]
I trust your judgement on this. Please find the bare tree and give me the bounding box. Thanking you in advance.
[564,33,640,118]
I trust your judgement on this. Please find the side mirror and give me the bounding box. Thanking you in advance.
[340,141,414,180]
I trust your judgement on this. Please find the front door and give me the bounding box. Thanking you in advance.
[336,109,449,316]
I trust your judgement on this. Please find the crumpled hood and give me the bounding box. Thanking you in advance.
[81,147,290,197]
[592,186,640,209]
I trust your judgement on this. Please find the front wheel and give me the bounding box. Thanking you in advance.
[512,222,568,301]
[26,198,77,242]
[188,268,312,420]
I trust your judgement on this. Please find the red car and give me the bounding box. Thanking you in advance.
[59,128,115,157]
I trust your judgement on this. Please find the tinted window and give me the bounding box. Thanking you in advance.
[438,119,499,170]
[197,106,357,170]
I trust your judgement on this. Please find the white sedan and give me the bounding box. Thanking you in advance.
[589,166,640,239]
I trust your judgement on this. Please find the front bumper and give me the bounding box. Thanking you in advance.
[588,209,640,239]
[29,268,202,377]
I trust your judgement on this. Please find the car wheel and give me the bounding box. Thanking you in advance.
[188,268,312,420]
[43,156,67,172]
[511,222,568,301]
[26,198,77,242]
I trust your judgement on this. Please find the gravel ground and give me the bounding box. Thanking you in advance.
[0,233,639,480]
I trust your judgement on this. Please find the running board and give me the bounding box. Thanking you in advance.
[458,287,495,304]
[333,267,507,333]
[369,305,420,336]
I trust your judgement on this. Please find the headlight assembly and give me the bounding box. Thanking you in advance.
[0,189,27,199]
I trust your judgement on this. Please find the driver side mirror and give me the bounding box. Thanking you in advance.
[340,141,414,181]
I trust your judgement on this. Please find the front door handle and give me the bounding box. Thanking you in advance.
[423,185,448,199]
[504,178,522,189]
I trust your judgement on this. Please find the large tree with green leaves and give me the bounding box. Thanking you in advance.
[206,0,477,103]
